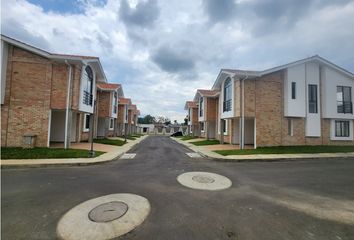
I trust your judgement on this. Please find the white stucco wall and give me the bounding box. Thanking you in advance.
[284,64,306,117]
[198,97,205,122]
[305,62,321,137]
[79,64,96,114]
[220,77,235,119]
[322,67,354,119]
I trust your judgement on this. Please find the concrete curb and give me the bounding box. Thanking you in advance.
[1,135,149,169]
[171,137,354,162]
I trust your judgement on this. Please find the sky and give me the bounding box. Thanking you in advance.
[2,0,354,122]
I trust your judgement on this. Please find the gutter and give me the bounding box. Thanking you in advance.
[64,60,72,149]
[240,75,248,150]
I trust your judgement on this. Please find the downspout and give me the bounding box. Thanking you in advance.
[64,60,72,149]
[241,75,248,150]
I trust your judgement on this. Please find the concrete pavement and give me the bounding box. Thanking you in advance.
[1,135,148,168]
[2,136,354,240]
[172,137,354,161]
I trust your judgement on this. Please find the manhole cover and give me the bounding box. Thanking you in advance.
[192,175,215,183]
[89,201,128,223]
[177,171,232,191]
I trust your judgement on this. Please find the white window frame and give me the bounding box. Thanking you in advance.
[288,118,294,136]
[330,119,353,141]
[83,114,90,132]
[223,119,228,135]
[109,118,114,130]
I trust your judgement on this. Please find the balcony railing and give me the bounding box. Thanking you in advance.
[223,99,232,112]
[337,101,353,114]
[83,91,93,106]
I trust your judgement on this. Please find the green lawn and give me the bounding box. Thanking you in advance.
[191,140,221,146]
[215,145,354,156]
[180,136,198,141]
[131,134,143,138]
[94,138,126,146]
[1,147,105,159]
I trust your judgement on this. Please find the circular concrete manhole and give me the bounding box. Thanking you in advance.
[88,201,128,222]
[192,174,215,183]
[57,193,150,240]
[177,171,232,191]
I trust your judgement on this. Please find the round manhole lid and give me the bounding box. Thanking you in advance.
[89,201,128,223]
[192,174,215,183]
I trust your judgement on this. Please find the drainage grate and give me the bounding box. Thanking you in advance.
[120,153,136,159]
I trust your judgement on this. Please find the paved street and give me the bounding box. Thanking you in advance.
[2,136,354,240]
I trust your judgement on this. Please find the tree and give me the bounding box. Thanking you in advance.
[184,116,188,125]
[138,114,156,124]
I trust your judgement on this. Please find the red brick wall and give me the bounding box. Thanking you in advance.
[1,46,52,147]
[255,71,283,147]
[118,104,125,123]
[97,91,111,118]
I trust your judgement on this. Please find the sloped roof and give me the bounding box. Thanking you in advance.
[193,89,220,102]
[1,34,107,82]
[118,97,131,105]
[184,101,198,110]
[212,55,354,89]
[129,104,137,110]
[97,83,121,91]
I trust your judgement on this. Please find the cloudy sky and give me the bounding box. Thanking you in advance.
[2,0,354,122]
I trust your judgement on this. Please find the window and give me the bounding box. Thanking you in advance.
[125,105,128,121]
[83,114,90,132]
[113,92,118,114]
[188,109,191,121]
[335,120,350,137]
[200,122,204,131]
[287,119,293,136]
[83,66,93,106]
[222,119,227,134]
[109,118,114,130]
[308,84,318,113]
[291,82,296,99]
[337,86,352,114]
[199,97,204,117]
[223,78,232,112]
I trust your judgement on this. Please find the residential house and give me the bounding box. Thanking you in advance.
[95,83,124,138]
[117,97,131,136]
[1,35,107,148]
[210,55,354,148]
[193,89,220,139]
[184,101,199,136]
[128,104,137,134]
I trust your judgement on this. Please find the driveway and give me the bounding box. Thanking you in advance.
[2,136,354,239]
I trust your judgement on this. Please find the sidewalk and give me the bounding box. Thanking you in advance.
[172,137,354,161]
[1,135,148,168]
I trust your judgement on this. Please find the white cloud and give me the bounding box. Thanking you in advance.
[2,0,354,122]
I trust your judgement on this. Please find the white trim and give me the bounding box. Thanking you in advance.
[109,118,114,130]
[1,40,8,104]
[220,77,234,119]
[330,119,353,141]
[64,61,72,149]
[288,118,294,136]
[47,110,52,147]
[254,118,257,149]
[83,114,90,132]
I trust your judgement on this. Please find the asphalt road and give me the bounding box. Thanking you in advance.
[2,136,354,240]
